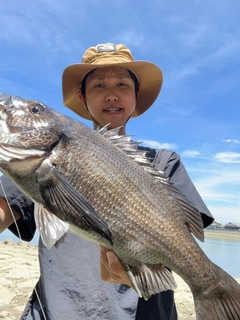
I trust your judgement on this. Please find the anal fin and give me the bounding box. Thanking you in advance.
[123,263,177,301]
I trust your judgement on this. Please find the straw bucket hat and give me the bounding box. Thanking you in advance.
[62,43,163,120]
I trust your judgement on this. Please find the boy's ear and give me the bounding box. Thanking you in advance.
[78,93,84,104]
[78,93,89,111]
[136,91,139,100]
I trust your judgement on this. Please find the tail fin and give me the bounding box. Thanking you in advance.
[194,267,240,320]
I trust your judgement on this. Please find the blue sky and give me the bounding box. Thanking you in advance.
[0,0,239,242]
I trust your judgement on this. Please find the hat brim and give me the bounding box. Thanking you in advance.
[62,61,163,120]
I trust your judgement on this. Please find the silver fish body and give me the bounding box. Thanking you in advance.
[0,93,240,319]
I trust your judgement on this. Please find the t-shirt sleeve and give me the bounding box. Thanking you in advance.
[0,175,36,241]
[153,149,214,228]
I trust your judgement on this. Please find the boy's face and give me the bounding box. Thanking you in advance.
[83,66,136,130]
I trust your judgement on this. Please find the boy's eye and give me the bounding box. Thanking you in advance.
[118,82,127,86]
[94,83,104,88]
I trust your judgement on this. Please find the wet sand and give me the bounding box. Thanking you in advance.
[0,240,39,320]
[0,238,239,320]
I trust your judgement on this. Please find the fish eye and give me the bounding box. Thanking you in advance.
[29,104,45,115]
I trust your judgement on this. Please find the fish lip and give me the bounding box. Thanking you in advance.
[0,119,10,135]
[0,143,47,161]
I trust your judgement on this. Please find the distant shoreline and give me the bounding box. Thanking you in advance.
[204,229,240,241]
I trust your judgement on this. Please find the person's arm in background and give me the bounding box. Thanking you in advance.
[0,175,36,241]
[0,196,20,233]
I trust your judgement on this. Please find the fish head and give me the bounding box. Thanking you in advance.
[0,93,65,163]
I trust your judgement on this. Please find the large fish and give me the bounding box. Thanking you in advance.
[0,93,239,320]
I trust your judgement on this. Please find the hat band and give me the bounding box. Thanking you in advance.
[86,53,134,65]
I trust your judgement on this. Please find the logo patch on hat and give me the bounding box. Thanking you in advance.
[97,44,116,53]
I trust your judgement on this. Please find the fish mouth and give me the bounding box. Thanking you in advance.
[0,144,46,162]
[0,121,46,161]
[0,119,9,134]
[0,118,46,161]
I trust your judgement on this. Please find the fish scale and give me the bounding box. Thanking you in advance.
[50,136,208,271]
[53,135,201,264]
[0,93,240,319]
[50,124,196,262]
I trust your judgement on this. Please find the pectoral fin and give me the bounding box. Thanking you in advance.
[34,202,69,249]
[35,159,112,244]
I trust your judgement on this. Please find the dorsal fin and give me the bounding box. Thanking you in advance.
[98,125,159,169]
[157,179,204,241]
[98,126,204,242]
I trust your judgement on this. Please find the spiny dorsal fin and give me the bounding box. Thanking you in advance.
[98,126,204,242]
[98,125,162,171]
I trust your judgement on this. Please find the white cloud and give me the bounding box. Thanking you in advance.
[192,166,240,189]
[214,152,240,163]
[114,29,145,48]
[179,22,212,50]
[222,139,240,144]
[207,206,240,225]
[181,150,201,158]
[183,160,240,225]
[141,140,178,150]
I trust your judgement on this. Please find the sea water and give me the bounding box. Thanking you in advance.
[197,236,240,278]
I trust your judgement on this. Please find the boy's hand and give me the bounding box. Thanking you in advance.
[99,245,132,287]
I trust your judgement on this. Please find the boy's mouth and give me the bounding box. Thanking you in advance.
[104,107,122,113]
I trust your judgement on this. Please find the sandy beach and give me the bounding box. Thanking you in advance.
[204,228,240,241]
[0,231,240,320]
